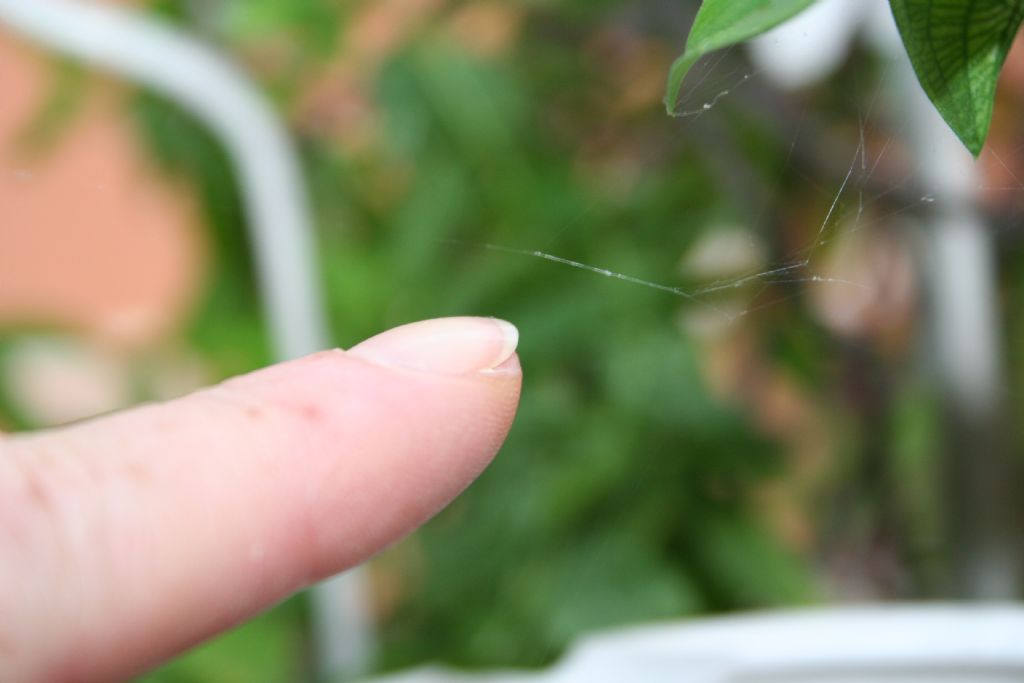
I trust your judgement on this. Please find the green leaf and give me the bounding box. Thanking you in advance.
[664,0,818,114]
[890,0,1024,157]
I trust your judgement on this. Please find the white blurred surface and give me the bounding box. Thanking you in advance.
[748,0,897,90]
[363,605,1024,683]
[747,0,866,89]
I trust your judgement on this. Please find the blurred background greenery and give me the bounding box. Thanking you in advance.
[5,0,1024,681]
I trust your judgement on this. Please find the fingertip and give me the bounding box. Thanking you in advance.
[0,320,523,682]
[347,317,520,375]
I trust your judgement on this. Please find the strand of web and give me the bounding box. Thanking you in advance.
[469,91,868,316]
[473,243,868,323]
[679,64,888,297]
[726,62,939,294]
[668,50,759,119]
[461,56,944,319]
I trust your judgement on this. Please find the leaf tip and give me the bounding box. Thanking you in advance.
[951,124,986,159]
[664,54,692,117]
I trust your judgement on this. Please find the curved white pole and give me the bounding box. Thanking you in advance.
[0,0,373,676]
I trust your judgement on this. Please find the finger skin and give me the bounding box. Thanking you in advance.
[0,348,521,682]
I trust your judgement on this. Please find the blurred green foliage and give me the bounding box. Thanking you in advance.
[18,0,967,681]
[129,2,818,678]
[15,0,1024,675]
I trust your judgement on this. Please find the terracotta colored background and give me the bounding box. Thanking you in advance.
[0,31,206,350]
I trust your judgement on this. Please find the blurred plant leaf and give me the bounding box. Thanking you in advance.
[889,0,1024,157]
[141,598,307,683]
[694,513,813,606]
[664,0,817,114]
[115,3,825,674]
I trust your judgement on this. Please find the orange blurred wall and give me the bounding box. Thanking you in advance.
[0,30,207,350]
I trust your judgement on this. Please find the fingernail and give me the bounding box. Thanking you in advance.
[347,317,519,375]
